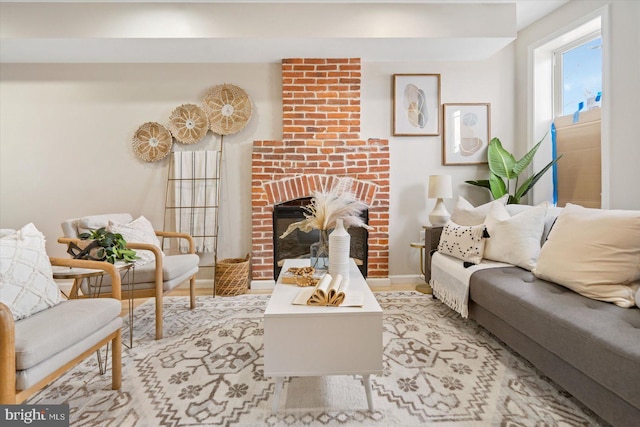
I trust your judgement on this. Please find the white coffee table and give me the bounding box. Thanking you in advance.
[264,259,383,413]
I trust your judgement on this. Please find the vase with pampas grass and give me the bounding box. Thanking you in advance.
[279,187,372,269]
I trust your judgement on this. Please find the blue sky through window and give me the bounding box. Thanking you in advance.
[561,36,602,116]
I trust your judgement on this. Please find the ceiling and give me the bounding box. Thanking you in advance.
[0,1,570,63]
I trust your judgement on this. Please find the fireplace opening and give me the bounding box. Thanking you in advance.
[272,198,368,280]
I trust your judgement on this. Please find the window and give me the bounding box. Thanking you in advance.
[552,33,603,208]
[555,34,602,117]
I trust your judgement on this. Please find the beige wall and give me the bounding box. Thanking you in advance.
[0,49,515,279]
[2,1,636,281]
[0,63,281,263]
[515,0,640,209]
[363,46,515,276]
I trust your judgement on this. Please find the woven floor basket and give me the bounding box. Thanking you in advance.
[215,254,250,296]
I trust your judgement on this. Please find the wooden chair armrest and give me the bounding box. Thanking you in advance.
[58,236,81,245]
[125,242,164,259]
[49,258,123,300]
[154,231,196,254]
[0,302,16,404]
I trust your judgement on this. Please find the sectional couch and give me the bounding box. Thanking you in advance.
[424,202,640,427]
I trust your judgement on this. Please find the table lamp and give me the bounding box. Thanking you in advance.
[428,174,452,226]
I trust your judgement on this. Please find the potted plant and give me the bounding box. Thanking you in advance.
[465,135,562,204]
[67,227,137,264]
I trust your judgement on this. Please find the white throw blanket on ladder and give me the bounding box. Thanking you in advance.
[170,151,219,253]
[430,252,510,318]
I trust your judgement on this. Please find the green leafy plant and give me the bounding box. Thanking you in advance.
[465,135,562,204]
[78,227,138,264]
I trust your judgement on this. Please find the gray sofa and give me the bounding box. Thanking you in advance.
[424,223,640,426]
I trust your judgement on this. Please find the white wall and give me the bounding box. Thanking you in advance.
[0,63,282,263]
[0,48,515,279]
[363,46,515,277]
[515,0,640,210]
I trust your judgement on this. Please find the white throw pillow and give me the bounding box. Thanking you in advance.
[108,216,162,266]
[0,223,62,321]
[78,213,133,236]
[533,204,640,308]
[450,194,509,226]
[483,202,548,271]
[437,221,488,265]
[636,286,640,309]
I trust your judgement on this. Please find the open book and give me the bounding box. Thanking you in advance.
[292,273,364,307]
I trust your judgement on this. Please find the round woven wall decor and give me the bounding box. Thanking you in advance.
[132,122,173,162]
[202,84,253,135]
[168,104,209,144]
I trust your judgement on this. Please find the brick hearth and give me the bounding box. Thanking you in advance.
[251,58,389,281]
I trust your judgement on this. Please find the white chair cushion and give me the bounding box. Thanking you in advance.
[14,298,121,370]
[79,254,199,294]
[0,223,63,321]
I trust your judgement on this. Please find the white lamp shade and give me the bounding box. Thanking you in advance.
[428,175,452,199]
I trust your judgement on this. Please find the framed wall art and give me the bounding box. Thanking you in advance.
[442,103,491,165]
[393,74,441,136]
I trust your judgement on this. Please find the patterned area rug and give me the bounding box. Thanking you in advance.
[30,292,605,426]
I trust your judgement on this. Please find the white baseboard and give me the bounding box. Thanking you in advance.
[244,275,424,290]
[390,274,427,285]
[124,276,425,292]
[250,279,276,290]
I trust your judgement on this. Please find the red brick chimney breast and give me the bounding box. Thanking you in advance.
[251,58,389,281]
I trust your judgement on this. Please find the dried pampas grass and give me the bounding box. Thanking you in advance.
[279,187,372,239]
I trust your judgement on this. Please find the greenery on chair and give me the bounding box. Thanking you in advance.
[465,135,562,204]
[78,227,137,264]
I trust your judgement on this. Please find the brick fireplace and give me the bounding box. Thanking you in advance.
[251,58,389,282]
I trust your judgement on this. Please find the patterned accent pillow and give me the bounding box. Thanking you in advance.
[437,221,488,265]
[0,223,63,321]
[108,216,162,267]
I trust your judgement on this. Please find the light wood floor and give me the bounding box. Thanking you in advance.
[119,283,419,317]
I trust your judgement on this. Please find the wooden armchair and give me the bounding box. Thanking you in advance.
[1,258,122,404]
[59,214,200,340]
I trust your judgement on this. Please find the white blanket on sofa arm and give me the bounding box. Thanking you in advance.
[430,252,511,318]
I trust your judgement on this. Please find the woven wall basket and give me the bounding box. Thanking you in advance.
[215,254,250,296]
[132,122,173,162]
[168,104,209,145]
[202,84,253,135]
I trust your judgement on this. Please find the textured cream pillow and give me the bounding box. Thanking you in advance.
[108,216,162,266]
[0,223,62,321]
[483,202,548,271]
[78,213,133,236]
[450,194,509,226]
[533,204,640,308]
[437,221,488,265]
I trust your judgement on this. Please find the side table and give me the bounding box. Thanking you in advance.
[52,262,136,349]
[410,240,431,294]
